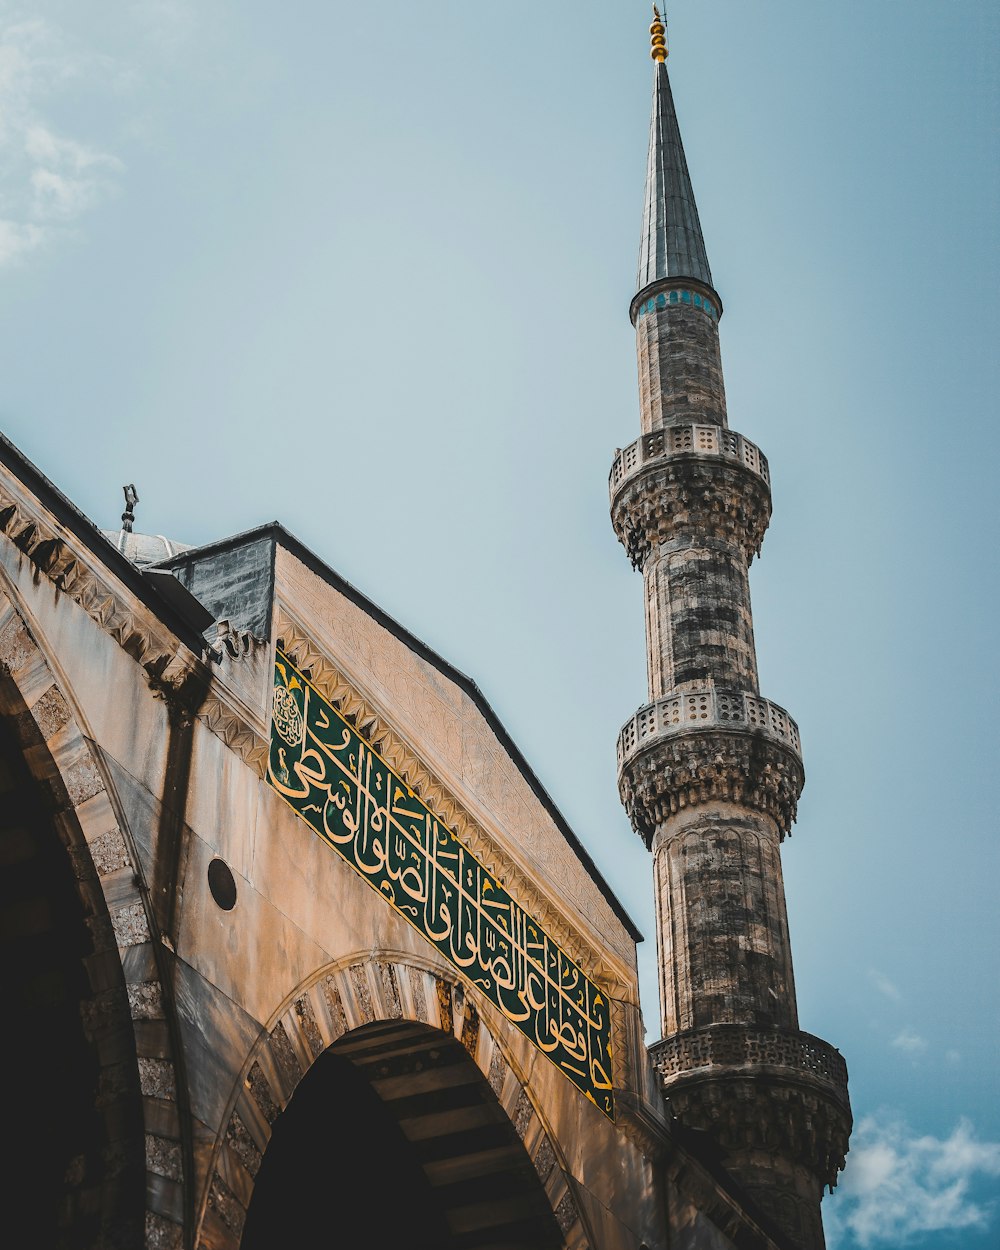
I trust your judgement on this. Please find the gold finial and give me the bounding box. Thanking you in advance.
[650,4,667,63]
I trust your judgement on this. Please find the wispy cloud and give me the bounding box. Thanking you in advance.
[825,1114,1000,1248]
[0,14,123,264]
[868,967,901,1002]
[0,217,43,264]
[891,1030,929,1057]
[27,125,122,220]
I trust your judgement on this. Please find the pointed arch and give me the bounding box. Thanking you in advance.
[0,582,186,1250]
[198,956,593,1250]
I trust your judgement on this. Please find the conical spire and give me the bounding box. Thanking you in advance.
[637,60,714,294]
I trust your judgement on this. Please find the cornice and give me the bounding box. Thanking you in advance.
[0,479,200,690]
[0,473,273,780]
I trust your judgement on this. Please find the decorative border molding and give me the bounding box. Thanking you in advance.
[275,605,636,1006]
[0,483,193,686]
[618,689,801,765]
[0,475,277,787]
[611,424,769,494]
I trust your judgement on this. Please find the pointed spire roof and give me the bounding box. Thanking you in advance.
[637,60,714,294]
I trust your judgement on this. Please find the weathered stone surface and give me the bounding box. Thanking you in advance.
[245,1062,279,1124]
[225,1114,262,1180]
[641,544,760,693]
[619,721,804,844]
[145,1211,183,1250]
[532,1137,556,1185]
[636,303,728,429]
[653,811,798,1033]
[208,1175,245,1235]
[89,827,131,876]
[127,982,164,1020]
[611,452,771,569]
[145,1134,182,1181]
[292,994,324,1059]
[554,1186,579,1235]
[110,901,151,948]
[33,685,71,739]
[137,1057,176,1101]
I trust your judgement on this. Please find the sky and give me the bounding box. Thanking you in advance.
[0,2,997,1247]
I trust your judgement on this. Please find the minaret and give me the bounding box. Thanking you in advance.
[611,12,851,1247]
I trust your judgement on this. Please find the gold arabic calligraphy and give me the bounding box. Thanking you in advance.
[267,651,615,1119]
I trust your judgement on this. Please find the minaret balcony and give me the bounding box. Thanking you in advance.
[617,689,804,844]
[610,426,771,568]
[649,1024,852,1195]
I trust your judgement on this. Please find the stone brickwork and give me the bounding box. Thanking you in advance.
[635,302,729,429]
[652,811,798,1034]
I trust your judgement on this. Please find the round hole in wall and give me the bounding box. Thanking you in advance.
[208,858,237,911]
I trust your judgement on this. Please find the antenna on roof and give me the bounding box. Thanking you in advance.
[121,483,139,533]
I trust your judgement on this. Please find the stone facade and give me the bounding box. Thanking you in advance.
[0,429,805,1249]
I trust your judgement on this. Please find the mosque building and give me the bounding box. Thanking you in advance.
[0,12,849,1249]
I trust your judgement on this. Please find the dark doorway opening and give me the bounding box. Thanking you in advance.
[241,1019,562,1250]
[0,712,140,1247]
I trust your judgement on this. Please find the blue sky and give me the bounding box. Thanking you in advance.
[0,3,997,1246]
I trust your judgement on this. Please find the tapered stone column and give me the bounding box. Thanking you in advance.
[611,20,850,1248]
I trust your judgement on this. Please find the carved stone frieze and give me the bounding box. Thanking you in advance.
[611,424,769,493]
[650,1024,852,1191]
[651,1025,849,1097]
[0,484,195,679]
[618,697,804,843]
[274,606,635,1005]
[610,440,771,568]
[0,479,276,787]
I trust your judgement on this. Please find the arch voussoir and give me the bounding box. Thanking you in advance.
[199,954,591,1250]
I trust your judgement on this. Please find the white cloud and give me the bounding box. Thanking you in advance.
[0,14,123,263]
[868,967,901,1002]
[0,216,44,264]
[825,1114,1000,1248]
[891,1030,929,1056]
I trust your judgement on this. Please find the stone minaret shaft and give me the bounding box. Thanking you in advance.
[611,23,851,1250]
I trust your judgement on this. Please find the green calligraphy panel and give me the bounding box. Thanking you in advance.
[267,650,615,1119]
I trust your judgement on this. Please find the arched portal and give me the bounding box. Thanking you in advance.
[0,585,182,1248]
[241,1020,564,1250]
[0,706,143,1246]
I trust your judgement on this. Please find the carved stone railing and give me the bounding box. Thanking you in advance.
[617,689,800,768]
[616,689,804,840]
[609,426,772,567]
[649,1025,852,1193]
[610,424,769,497]
[650,1025,849,1107]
